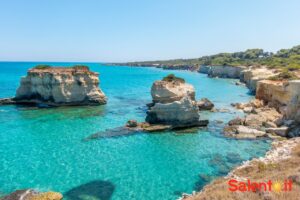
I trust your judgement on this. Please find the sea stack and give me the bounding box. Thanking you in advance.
[14,65,107,106]
[146,74,208,128]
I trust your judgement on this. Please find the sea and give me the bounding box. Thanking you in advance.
[0,62,271,200]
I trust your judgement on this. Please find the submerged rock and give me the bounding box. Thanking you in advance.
[2,189,62,200]
[13,65,107,106]
[0,97,16,105]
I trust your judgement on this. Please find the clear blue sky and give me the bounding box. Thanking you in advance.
[0,0,300,62]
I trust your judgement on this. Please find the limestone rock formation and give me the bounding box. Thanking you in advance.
[150,75,195,103]
[146,74,208,128]
[256,80,300,122]
[199,65,246,78]
[14,65,107,106]
[240,67,278,93]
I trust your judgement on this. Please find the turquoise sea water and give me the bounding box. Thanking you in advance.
[0,62,270,200]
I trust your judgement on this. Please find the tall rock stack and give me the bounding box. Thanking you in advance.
[14,65,107,106]
[146,74,208,128]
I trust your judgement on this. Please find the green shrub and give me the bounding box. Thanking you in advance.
[162,74,185,83]
[72,65,90,70]
[33,64,51,69]
[268,70,298,81]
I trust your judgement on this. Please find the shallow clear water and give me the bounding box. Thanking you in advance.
[0,62,270,200]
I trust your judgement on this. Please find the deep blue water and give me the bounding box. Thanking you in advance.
[0,62,270,200]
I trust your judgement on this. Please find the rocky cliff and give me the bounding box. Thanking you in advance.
[14,66,107,106]
[256,80,300,122]
[199,65,246,78]
[146,74,208,128]
[240,67,278,93]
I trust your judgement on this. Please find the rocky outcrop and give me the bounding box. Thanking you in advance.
[146,97,207,127]
[0,98,16,105]
[224,100,284,139]
[197,98,214,110]
[256,80,300,122]
[150,75,195,103]
[199,65,246,78]
[2,189,62,200]
[240,67,277,93]
[14,66,107,106]
[146,74,208,128]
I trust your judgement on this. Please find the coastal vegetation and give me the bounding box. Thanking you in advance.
[33,64,90,71]
[162,74,185,83]
[33,64,52,69]
[125,45,300,70]
[268,70,298,81]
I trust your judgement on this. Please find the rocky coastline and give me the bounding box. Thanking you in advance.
[182,137,300,200]
[121,62,300,199]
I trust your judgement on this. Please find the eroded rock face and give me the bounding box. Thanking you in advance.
[199,65,246,78]
[146,97,205,127]
[146,75,207,128]
[256,80,300,122]
[15,66,107,106]
[151,79,195,103]
[241,67,278,93]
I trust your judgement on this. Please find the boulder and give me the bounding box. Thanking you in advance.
[14,66,107,106]
[266,127,289,137]
[223,125,266,139]
[228,117,244,126]
[197,98,214,110]
[263,121,277,128]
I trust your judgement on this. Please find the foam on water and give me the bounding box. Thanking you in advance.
[0,62,271,200]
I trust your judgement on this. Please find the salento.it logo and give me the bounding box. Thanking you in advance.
[228,179,293,193]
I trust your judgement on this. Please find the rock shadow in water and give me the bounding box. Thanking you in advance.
[64,180,115,200]
[83,127,142,141]
[193,174,216,191]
